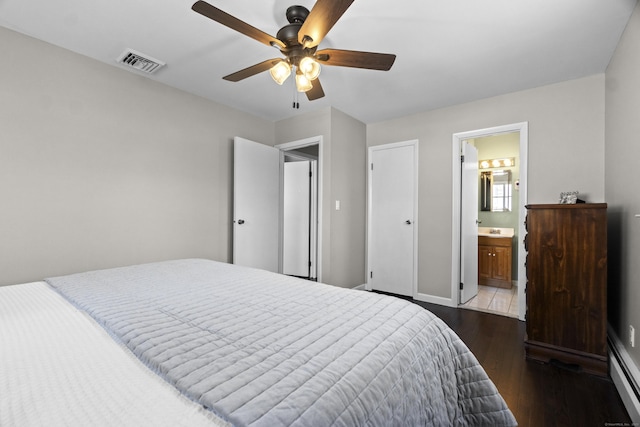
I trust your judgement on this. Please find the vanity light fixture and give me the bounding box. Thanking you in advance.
[479,157,515,169]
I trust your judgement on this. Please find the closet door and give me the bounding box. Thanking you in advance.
[367,141,418,297]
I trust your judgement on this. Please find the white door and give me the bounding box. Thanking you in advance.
[367,141,418,297]
[460,142,479,303]
[283,160,311,277]
[233,137,280,272]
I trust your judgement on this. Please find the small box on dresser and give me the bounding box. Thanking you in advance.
[524,203,608,377]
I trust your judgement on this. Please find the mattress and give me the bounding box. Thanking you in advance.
[0,281,229,427]
[38,259,517,426]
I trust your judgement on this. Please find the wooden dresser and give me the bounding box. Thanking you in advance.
[524,203,608,376]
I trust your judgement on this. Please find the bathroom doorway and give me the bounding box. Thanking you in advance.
[452,123,528,321]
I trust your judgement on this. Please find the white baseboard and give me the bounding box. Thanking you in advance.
[608,324,640,423]
[413,292,456,308]
[359,287,455,307]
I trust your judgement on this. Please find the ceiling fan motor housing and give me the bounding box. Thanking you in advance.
[277,5,310,47]
[286,5,309,24]
[276,23,302,46]
[277,5,316,67]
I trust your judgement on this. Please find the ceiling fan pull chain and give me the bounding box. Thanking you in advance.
[292,78,300,109]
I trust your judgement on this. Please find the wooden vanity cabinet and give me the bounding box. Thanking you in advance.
[478,235,512,288]
[524,203,608,377]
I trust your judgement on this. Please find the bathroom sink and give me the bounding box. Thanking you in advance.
[478,227,514,238]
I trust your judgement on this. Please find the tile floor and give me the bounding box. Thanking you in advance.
[462,284,519,318]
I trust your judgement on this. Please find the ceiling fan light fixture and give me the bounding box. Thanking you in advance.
[295,71,313,92]
[299,56,321,81]
[270,60,291,85]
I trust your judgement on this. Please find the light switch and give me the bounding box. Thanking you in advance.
[335,200,341,210]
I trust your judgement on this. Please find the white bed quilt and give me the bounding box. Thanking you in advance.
[0,281,229,427]
[44,259,517,426]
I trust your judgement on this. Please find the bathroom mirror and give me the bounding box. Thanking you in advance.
[480,170,512,212]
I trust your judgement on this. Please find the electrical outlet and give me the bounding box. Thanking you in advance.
[630,325,636,348]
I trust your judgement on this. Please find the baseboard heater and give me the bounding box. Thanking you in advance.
[608,324,640,423]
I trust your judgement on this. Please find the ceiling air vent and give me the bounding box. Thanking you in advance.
[117,49,165,74]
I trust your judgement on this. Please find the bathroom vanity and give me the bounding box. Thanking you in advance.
[478,227,513,288]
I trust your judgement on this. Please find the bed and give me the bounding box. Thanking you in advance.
[1,259,517,426]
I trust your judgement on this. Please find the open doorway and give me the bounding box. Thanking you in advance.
[276,136,323,282]
[462,133,520,318]
[282,151,318,280]
[452,123,528,321]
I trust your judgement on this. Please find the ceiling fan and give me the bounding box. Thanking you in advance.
[191,0,396,102]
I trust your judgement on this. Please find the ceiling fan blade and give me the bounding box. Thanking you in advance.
[192,1,286,50]
[298,0,354,48]
[306,78,325,101]
[316,49,396,71]
[223,58,282,82]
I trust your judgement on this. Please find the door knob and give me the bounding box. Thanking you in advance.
[237,219,245,224]
[405,220,412,225]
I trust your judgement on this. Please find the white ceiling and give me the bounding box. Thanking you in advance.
[1,0,636,123]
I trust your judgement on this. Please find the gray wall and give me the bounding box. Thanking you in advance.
[605,1,640,374]
[367,74,606,298]
[0,27,274,286]
[328,109,367,287]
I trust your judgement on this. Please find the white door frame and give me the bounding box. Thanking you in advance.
[276,136,323,282]
[451,122,528,320]
[366,139,419,296]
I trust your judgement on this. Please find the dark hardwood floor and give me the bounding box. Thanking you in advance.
[412,300,631,427]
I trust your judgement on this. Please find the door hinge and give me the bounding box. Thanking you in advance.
[370,271,373,279]
[309,171,313,177]
[370,163,374,171]
[460,282,464,290]
[461,155,465,163]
